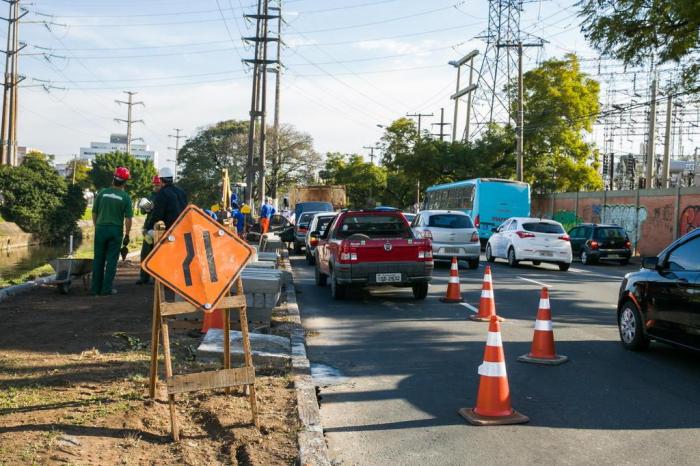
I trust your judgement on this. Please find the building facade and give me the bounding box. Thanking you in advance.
[79,134,157,165]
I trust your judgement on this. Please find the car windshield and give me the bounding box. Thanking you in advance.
[595,227,627,239]
[337,215,411,239]
[427,214,473,229]
[522,222,565,234]
[298,213,316,227]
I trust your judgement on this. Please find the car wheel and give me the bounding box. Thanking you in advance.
[558,262,570,271]
[306,250,315,265]
[485,244,495,262]
[507,247,518,267]
[619,258,630,266]
[467,259,479,269]
[532,260,541,266]
[314,266,327,286]
[293,243,302,254]
[330,269,345,300]
[618,301,649,351]
[412,282,428,299]
[580,250,590,265]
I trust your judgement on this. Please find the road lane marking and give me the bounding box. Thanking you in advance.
[569,267,625,280]
[459,302,478,314]
[517,276,552,288]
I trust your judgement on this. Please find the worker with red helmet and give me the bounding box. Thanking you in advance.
[135,174,162,285]
[91,166,133,295]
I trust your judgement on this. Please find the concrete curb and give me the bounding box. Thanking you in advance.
[279,252,331,466]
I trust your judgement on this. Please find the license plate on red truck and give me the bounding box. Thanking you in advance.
[376,273,402,283]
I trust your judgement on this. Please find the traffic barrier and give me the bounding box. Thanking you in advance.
[469,265,504,322]
[440,257,464,303]
[518,288,568,365]
[458,315,529,426]
[201,308,224,333]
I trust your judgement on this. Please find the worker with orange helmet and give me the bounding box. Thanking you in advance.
[91,166,133,295]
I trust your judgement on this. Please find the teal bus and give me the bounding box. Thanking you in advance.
[423,178,531,241]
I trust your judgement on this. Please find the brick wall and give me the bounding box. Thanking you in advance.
[532,186,700,257]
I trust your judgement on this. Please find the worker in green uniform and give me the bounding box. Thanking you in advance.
[91,166,133,296]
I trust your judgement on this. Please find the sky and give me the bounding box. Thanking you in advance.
[9,0,628,171]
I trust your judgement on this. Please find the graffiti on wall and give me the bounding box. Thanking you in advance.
[552,210,583,232]
[592,204,649,243]
[679,206,700,236]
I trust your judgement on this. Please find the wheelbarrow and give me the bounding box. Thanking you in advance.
[47,235,93,294]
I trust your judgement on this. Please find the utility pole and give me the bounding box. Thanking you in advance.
[1,0,26,166]
[269,1,282,200]
[114,91,144,156]
[431,108,450,141]
[71,154,77,185]
[661,94,673,188]
[644,77,658,188]
[449,49,479,142]
[496,41,543,182]
[406,112,433,136]
[362,145,379,164]
[168,128,185,180]
[243,0,279,207]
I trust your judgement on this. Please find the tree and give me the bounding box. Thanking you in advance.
[320,153,387,208]
[67,158,93,191]
[88,152,157,200]
[578,0,700,88]
[517,54,603,192]
[267,123,322,199]
[0,152,85,242]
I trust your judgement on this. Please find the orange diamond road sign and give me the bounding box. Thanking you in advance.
[143,205,254,311]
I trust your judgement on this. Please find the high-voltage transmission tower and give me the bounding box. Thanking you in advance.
[114,91,144,157]
[243,0,280,207]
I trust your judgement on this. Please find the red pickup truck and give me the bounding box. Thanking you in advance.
[312,209,434,300]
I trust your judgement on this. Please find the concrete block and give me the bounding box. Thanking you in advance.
[197,328,290,369]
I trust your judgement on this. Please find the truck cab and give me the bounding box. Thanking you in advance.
[313,209,434,300]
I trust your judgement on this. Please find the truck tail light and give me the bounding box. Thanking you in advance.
[515,231,535,239]
[624,240,631,249]
[474,215,480,229]
[418,249,433,259]
[470,231,479,243]
[298,227,308,234]
[340,252,357,261]
[558,233,570,241]
[421,229,432,240]
[589,240,599,250]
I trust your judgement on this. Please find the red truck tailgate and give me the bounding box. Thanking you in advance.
[349,238,430,262]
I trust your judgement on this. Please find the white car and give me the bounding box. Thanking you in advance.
[304,212,337,265]
[485,217,572,271]
[411,210,480,269]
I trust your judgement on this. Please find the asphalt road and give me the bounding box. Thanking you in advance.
[292,255,700,466]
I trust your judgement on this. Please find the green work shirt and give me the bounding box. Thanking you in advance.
[93,187,133,227]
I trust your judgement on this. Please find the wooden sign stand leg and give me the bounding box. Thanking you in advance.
[159,290,180,441]
[148,223,166,399]
[235,276,258,426]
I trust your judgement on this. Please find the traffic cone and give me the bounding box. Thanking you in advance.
[201,308,224,334]
[459,315,529,426]
[440,257,464,303]
[469,266,504,322]
[518,288,568,365]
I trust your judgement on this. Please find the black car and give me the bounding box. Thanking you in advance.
[617,228,700,351]
[568,223,632,265]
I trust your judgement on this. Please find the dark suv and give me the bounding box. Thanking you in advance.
[617,228,700,352]
[568,224,632,265]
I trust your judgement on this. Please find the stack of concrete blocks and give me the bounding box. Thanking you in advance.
[237,247,286,325]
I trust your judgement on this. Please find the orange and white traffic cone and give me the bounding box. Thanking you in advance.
[518,288,568,365]
[469,266,504,322]
[459,315,529,425]
[440,257,464,303]
[201,308,224,334]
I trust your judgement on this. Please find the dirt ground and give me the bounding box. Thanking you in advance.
[0,260,299,465]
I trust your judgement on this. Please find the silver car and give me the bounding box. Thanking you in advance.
[411,210,480,269]
[304,212,337,265]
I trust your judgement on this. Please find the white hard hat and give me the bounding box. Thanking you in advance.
[158,166,174,178]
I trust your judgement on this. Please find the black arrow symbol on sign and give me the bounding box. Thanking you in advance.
[182,232,194,286]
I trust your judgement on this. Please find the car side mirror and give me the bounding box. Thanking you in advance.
[641,256,659,270]
[491,227,498,233]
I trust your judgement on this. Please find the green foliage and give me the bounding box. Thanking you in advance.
[578,0,700,88]
[0,152,85,242]
[88,152,156,200]
[177,120,321,207]
[517,54,603,192]
[66,158,93,191]
[320,153,387,208]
